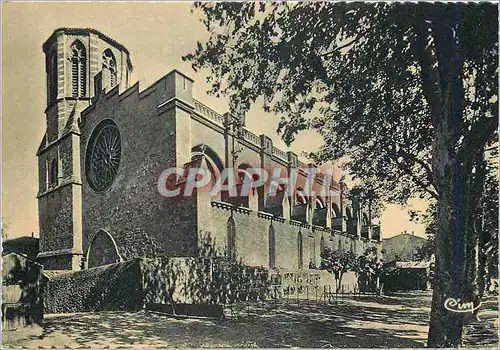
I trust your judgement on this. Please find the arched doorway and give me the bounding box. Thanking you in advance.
[86,229,122,268]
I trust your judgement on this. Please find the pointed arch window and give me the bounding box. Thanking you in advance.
[70,41,86,97]
[269,225,276,269]
[48,50,58,103]
[297,231,303,269]
[191,144,224,201]
[227,217,236,259]
[102,49,117,88]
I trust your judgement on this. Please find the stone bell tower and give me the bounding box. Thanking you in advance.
[36,28,132,269]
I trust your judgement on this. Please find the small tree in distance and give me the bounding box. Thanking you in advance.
[320,247,358,293]
[356,246,391,294]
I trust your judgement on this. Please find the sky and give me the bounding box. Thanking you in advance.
[1,2,429,239]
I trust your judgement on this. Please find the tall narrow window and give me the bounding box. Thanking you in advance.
[70,40,86,97]
[227,217,236,259]
[49,159,58,187]
[45,159,50,189]
[320,235,325,254]
[102,49,117,88]
[297,231,303,269]
[48,51,58,103]
[269,225,276,269]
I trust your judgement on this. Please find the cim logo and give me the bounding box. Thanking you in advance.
[444,298,482,314]
[444,296,498,324]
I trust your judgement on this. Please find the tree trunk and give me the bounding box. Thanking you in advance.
[427,176,466,347]
[475,159,491,298]
[426,42,467,346]
[425,75,467,345]
[476,206,488,298]
[336,273,344,293]
[428,163,484,347]
[414,6,471,346]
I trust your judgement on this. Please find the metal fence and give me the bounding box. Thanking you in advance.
[222,284,380,319]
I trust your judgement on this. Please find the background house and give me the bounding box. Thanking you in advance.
[2,252,44,330]
[382,232,426,262]
[3,236,39,260]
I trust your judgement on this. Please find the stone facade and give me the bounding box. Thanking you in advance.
[37,28,132,269]
[37,28,382,271]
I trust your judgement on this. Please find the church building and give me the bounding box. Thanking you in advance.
[36,28,382,272]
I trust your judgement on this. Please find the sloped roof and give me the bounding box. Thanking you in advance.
[36,133,47,155]
[3,236,39,259]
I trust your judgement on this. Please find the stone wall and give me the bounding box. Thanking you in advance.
[198,202,369,272]
[141,257,270,306]
[38,185,74,253]
[43,256,360,314]
[44,259,143,313]
[44,257,270,314]
[76,69,377,271]
[38,57,380,271]
[200,204,309,269]
[80,74,199,265]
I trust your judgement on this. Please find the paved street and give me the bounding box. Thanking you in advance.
[3,291,497,348]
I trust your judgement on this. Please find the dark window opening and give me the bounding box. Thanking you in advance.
[70,40,87,97]
[49,159,58,187]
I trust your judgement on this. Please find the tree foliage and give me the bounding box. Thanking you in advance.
[347,182,382,218]
[320,246,391,294]
[319,247,358,292]
[357,246,383,276]
[357,246,398,294]
[185,2,497,204]
[185,2,498,346]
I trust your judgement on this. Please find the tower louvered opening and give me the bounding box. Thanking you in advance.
[70,40,86,98]
[102,49,117,88]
